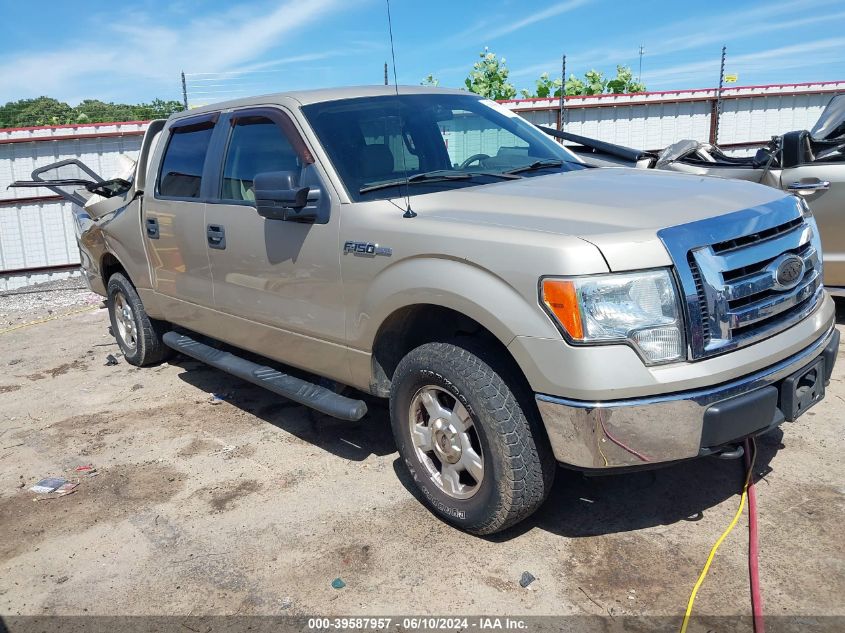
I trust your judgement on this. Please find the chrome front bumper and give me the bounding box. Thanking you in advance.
[536,324,839,469]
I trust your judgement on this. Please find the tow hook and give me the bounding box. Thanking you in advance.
[714,444,745,460]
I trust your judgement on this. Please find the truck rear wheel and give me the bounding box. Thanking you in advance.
[389,341,555,535]
[107,273,171,366]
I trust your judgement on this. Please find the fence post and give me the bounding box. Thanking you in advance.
[559,54,566,133]
[181,71,188,110]
[710,46,726,144]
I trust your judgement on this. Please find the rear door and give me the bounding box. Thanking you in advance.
[203,107,348,381]
[781,161,845,288]
[144,112,218,320]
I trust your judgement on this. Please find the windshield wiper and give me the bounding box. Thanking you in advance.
[359,170,518,194]
[503,159,565,175]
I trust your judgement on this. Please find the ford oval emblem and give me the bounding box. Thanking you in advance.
[771,254,805,290]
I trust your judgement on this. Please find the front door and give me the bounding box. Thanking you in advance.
[203,107,348,383]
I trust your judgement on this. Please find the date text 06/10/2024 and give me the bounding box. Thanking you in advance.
[307,618,528,630]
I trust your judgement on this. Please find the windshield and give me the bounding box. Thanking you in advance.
[302,93,583,201]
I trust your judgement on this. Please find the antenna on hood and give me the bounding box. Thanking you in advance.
[385,0,416,218]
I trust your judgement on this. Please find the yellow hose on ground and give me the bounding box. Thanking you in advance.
[0,305,99,335]
[679,441,756,633]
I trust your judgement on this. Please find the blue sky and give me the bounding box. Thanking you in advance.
[2,0,844,106]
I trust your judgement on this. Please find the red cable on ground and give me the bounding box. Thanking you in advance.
[744,438,765,633]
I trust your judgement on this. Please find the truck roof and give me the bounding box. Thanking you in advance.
[171,85,470,119]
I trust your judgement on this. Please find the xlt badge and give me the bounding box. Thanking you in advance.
[343,241,392,257]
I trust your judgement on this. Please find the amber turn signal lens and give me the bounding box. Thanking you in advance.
[542,279,583,339]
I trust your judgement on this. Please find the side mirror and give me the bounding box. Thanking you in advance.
[254,171,320,223]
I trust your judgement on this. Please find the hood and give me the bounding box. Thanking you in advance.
[410,167,787,271]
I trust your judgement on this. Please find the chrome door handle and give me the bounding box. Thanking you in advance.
[206,225,226,249]
[146,217,159,239]
[787,180,830,193]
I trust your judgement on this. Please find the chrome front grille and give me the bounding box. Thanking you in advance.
[659,196,825,360]
[687,253,711,345]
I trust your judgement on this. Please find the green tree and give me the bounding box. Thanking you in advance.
[522,65,646,98]
[421,74,440,87]
[581,70,608,95]
[136,98,186,119]
[464,48,517,100]
[0,96,184,129]
[563,74,585,96]
[75,99,134,122]
[0,97,74,127]
[520,72,562,99]
[606,65,646,94]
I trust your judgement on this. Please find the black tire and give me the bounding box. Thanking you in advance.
[389,341,555,535]
[106,272,171,366]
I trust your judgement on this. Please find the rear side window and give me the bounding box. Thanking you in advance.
[158,122,215,198]
[221,116,301,202]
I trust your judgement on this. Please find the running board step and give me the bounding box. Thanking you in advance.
[163,331,367,421]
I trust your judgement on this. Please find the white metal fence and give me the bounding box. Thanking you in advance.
[0,122,145,290]
[1,81,843,290]
[505,81,845,152]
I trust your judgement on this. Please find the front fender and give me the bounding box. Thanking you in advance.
[99,197,153,291]
[350,255,561,351]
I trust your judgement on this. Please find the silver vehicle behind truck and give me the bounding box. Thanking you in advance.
[548,94,845,292]
[13,86,839,534]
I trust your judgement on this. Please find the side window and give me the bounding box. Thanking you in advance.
[158,122,214,198]
[221,116,301,202]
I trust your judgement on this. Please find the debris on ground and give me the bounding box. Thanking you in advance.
[279,597,293,610]
[519,571,536,588]
[331,578,346,589]
[55,482,78,496]
[75,464,99,478]
[0,276,97,329]
[30,477,68,494]
[219,445,237,455]
[209,393,226,405]
[105,354,119,366]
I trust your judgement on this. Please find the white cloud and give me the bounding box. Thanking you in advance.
[442,0,592,49]
[0,0,352,103]
[510,0,845,80]
[643,38,845,87]
[481,0,592,40]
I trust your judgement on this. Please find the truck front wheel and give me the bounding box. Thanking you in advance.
[389,341,555,535]
[107,273,171,367]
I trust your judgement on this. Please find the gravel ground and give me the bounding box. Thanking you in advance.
[0,284,843,631]
[0,276,102,330]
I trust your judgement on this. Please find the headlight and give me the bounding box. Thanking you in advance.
[541,269,685,364]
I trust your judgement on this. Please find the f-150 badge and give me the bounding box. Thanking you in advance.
[343,241,392,257]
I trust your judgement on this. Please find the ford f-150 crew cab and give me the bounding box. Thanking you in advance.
[13,86,839,535]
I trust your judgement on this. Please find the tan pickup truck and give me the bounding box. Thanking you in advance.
[13,86,839,534]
